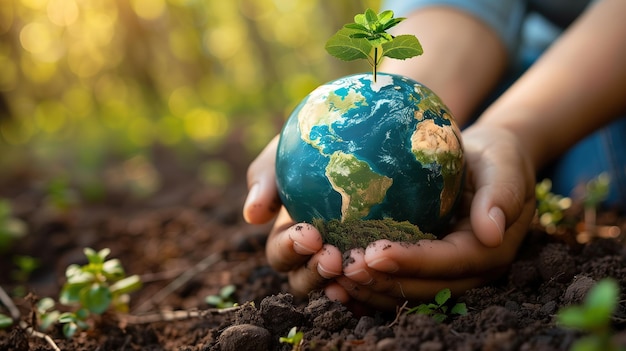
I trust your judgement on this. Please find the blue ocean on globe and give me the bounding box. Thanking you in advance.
[276,73,464,234]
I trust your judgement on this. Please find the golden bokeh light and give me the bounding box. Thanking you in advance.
[47,0,79,27]
[1,0,381,162]
[131,0,166,20]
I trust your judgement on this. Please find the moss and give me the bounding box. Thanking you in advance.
[313,218,437,252]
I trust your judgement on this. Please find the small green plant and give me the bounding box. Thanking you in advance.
[325,8,423,82]
[279,326,304,351]
[557,278,623,351]
[0,313,12,329]
[581,173,611,232]
[205,284,237,308]
[536,178,572,234]
[0,199,27,252]
[46,247,142,338]
[11,255,40,296]
[36,297,61,332]
[406,288,467,323]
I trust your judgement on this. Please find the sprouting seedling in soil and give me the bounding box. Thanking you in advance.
[535,178,572,234]
[205,284,237,308]
[0,198,27,252]
[406,288,467,323]
[56,247,141,338]
[581,173,610,232]
[325,8,423,82]
[557,278,623,351]
[11,255,40,297]
[279,326,304,351]
[0,313,12,329]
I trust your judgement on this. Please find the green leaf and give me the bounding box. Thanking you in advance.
[364,9,378,25]
[83,247,99,264]
[585,279,618,313]
[66,270,94,285]
[349,32,372,39]
[343,23,368,32]
[381,34,423,60]
[63,322,78,339]
[60,283,85,305]
[354,13,367,27]
[206,295,223,307]
[36,297,56,314]
[39,310,60,331]
[325,28,372,62]
[378,10,393,24]
[434,288,451,306]
[80,284,112,314]
[382,17,405,31]
[58,312,77,324]
[220,284,236,298]
[0,314,13,329]
[109,275,142,295]
[432,313,447,323]
[451,303,468,315]
[102,258,125,279]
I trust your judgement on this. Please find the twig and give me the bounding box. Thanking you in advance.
[387,300,409,328]
[19,321,61,351]
[0,285,20,320]
[0,285,61,351]
[132,252,223,313]
[125,302,249,324]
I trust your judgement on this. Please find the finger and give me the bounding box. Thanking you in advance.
[287,244,342,297]
[464,129,534,247]
[342,248,375,286]
[364,202,535,278]
[265,209,324,272]
[243,135,282,224]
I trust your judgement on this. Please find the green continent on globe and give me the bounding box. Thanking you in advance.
[325,151,393,221]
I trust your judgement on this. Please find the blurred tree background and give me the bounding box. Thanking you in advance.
[0,0,379,200]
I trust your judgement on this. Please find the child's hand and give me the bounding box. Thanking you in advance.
[243,125,536,310]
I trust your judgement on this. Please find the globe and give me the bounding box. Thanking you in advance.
[276,73,464,234]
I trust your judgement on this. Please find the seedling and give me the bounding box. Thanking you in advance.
[535,178,572,234]
[0,314,12,329]
[279,326,304,351]
[0,198,27,252]
[557,278,623,351]
[36,297,61,332]
[406,288,467,323]
[49,247,141,338]
[205,284,237,308]
[11,255,40,297]
[325,8,423,82]
[581,173,610,233]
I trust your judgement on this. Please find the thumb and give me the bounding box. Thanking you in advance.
[243,135,282,224]
[466,135,535,248]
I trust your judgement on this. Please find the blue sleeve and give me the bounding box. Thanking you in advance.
[381,0,527,58]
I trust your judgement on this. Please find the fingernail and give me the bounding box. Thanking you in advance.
[367,257,399,273]
[345,269,373,285]
[317,263,341,279]
[488,206,505,241]
[243,184,259,219]
[293,240,317,255]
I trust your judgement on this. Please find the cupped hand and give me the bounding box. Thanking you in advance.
[243,135,344,296]
[334,125,537,309]
[243,125,537,311]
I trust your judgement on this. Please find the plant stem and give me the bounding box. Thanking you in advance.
[373,47,378,82]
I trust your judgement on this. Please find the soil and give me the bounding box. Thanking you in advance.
[0,142,625,351]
